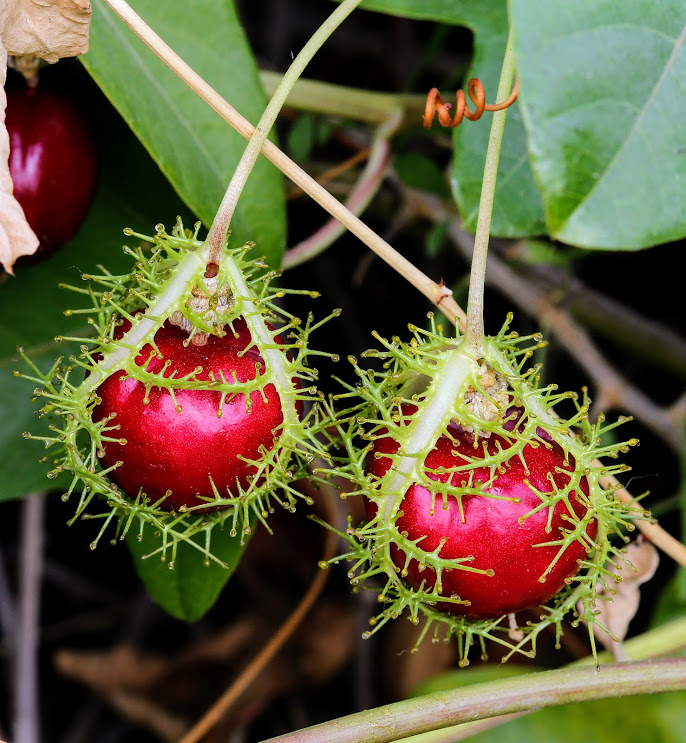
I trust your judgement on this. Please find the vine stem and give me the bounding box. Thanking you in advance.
[260,658,686,743]
[99,0,465,324]
[203,0,366,263]
[463,29,517,358]
[362,616,686,743]
[259,71,426,125]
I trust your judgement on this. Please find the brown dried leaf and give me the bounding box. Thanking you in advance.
[1,0,91,62]
[582,537,659,660]
[54,601,356,740]
[0,0,91,272]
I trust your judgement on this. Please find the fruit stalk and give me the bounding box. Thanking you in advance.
[203,0,366,265]
[463,29,517,358]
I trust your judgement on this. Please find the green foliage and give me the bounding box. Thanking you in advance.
[83,0,287,267]
[394,153,449,198]
[450,3,546,238]
[350,0,545,237]
[353,0,686,248]
[287,113,317,162]
[126,521,252,621]
[510,0,686,249]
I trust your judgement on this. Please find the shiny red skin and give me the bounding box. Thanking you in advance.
[92,317,285,512]
[5,84,99,253]
[367,423,595,619]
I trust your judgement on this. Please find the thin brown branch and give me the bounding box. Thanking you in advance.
[510,257,686,381]
[13,494,45,743]
[178,489,340,743]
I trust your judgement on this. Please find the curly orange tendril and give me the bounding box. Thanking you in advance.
[423,77,519,129]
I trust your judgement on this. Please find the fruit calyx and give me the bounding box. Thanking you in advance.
[168,261,234,344]
[326,314,642,663]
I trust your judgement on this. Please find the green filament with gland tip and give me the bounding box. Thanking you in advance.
[321,312,645,666]
[18,219,337,567]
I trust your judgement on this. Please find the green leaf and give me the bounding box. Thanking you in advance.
[652,569,686,627]
[345,0,546,237]
[449,3,545,238]
[352,0,499,25]
[425,219,451,258]
[287,113,316,162]
[126,524,251,622]
[395,152,449,198]
[409,665,686,743]
[0,91,192,501]
[510,0,686,249]
[83,0,286,266]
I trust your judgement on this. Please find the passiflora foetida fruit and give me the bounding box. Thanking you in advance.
[326,315,641,663]
[21,221,336,564]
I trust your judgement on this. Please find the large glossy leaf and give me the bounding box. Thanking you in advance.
[126,523,252,621]
[83,0,286,266]
[511,0,686,249]
[0,97,192,502]
[349,0,546,237]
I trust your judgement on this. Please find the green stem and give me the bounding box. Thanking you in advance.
[258,71,426,125]
[394,617,686,743]
[463,30,517,358]
[204,0,365,264]
[261,658,686,743]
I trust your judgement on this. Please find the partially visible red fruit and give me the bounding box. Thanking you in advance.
[367,414,596,619]
[5,82,99,254]
[92,316,289,512]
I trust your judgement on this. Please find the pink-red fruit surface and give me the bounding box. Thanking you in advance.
[367,418,596,619]
[6,82,99,254]
[93,317,286,512]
